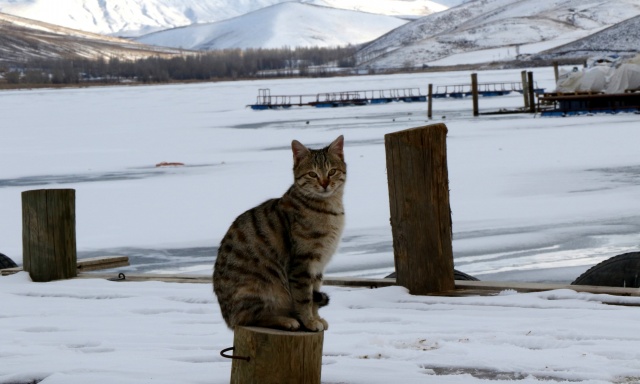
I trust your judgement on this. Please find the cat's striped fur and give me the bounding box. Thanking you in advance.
[213,136,346,332]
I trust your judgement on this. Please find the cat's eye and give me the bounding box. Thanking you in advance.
[307,171,318,178]
[328,169,337,176]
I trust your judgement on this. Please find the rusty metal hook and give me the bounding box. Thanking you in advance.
[220,347,250,362]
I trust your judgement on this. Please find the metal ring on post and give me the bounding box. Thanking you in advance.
[220,346,250,362]
[108,273,126,282]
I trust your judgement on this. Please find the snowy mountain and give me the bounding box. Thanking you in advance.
[303,0,448,18]
[356,0,640,68]
[0,12,182,64]
[0,0,284,36]
[537,15,640,60]
[135,3,408,50]
[0,0,449,37]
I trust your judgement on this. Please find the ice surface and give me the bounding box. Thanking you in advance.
[1,67,640,283]
[2,67,640,383]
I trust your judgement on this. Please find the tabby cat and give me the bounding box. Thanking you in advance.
[213,135,346,332]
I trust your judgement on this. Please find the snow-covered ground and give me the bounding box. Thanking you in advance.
[2,67,640,383]
[4,271,640,383]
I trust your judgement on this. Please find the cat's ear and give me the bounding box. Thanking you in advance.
[328,135,344,161]
[292,140,310,166]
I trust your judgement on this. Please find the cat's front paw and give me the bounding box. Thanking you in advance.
[274,317,301,331]
[302,317,328,332]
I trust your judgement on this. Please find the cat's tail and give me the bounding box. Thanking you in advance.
[313,290,330,307]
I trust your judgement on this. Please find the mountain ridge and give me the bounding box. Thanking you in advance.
[536,15,640,60]
[356,0,640,69]
[0,12,184,65]
[0,0,450,36]
[135,2,408,50]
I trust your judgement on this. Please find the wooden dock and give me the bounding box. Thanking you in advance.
[247,82,544,110]
[249,88,427,110]
[539,91,640,116]
[433,82,545,98]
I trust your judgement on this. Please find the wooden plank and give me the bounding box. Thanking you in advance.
[78,274,394,287]
[1,267,22,276]
[76,256,130,272]
[77,272,210,284]
[1,255,130,276]
[72,273,640,304]
[453,280,640,296]
[323,276,396,288]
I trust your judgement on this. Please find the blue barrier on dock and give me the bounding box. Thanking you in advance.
[248,83,545,110]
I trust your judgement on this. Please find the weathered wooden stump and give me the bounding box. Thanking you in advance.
[22,189,77,282]
[229,326,323,384]
[384,124,455,295]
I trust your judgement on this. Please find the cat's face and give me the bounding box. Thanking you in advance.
[291,135,346,198]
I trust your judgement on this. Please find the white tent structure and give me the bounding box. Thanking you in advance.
[555,55,640,94]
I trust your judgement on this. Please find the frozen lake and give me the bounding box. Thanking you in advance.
[1,67,639,283]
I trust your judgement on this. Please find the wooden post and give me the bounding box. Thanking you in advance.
[384,124,455,295]
[427,83,433,119]
[527,71,536,113]
[22,189,77,282]
[230,326,323,384]
[521,70,529,110]
[471,73,479,116]
[553,61,559,83]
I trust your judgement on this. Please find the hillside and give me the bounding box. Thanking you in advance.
[135,3,408,50]
[356,0,640,68]
[0,0,449,37]
[304,0,448,17]
[536,15,640,60]
[0,12,183,65]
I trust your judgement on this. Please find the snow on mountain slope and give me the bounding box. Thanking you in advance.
[304,0,447,17]
[0,0,448,37]
[136,3,408,50]
[0,12,182,64]
[357,0,640,68]
[538,15,640,60]
[431,0,471,6]
[0,0,290,36]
